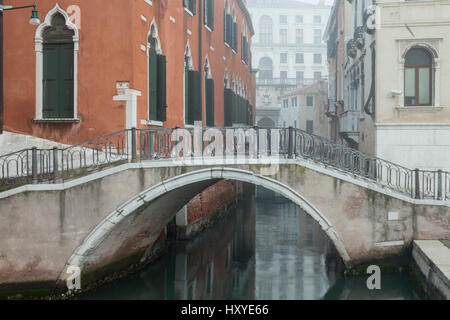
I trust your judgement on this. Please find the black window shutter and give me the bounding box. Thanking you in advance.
[224,88,233,126]
[188,70,201,124]
[149,49,158,120]
[226,15,233,45]
[209,0,214,29]
[157,54,167,122]
[204,0,207,26]
[59,44,74,118]
[224,10,226,42]
[43,43,74,119]
[206,79,215,127]
[233,22,238,52]
[191,0,196,15]
[43,45,59,118]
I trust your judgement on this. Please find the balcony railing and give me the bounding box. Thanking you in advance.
[256,78,327,87]
[339,111,360,134]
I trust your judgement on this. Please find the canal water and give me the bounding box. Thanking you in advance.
[80,187,420,300]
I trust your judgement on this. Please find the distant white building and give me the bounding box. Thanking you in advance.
[247,0,331,127]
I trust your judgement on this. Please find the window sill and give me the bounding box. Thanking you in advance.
[33,118,81,123]
[183,7,195,17]
[205,25,213,33]
[141,119,164,127]
[232,49,237,54]
[396,106,443,111]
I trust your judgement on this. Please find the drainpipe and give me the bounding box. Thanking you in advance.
[0,0,3,134]
[198,0,203,124]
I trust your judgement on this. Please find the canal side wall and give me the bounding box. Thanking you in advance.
[177,180,251,240]
[0,160,448,292]
[411,240,450,300]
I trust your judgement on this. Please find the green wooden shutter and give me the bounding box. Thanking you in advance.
[43,45,59,118]
[232,92,237,124]
[233,22,238,51]
[157,54,167,122]
[206,79,214,127]
[43,44,74,119]
[224,88,233,126]
[149,49,158,120]
[226,15,233,45]
[188,70,201,124]
[184,68,189,124]
[190,0,196,15]
[59,44,74,118]
[209,0,214,30]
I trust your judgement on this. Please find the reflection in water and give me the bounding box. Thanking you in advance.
[80,187,419,300]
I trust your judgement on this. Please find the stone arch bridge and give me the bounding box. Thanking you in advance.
[0,127,448,291]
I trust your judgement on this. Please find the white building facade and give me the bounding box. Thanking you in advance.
[247,0,331,127]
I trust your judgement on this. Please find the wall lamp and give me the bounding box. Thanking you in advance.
[0,1,40,25]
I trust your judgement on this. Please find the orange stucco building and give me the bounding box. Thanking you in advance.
[1,0,256,144]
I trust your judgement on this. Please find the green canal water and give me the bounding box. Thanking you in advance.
[80,188,420,300]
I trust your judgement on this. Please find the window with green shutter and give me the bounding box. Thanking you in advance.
[204,0,214,30]
[205,78,214,127]
[42,13,75,119]
[224,88,233,126]
[149,48,167,122]
[184,0,196,15]
[148,49,158,121]
[186,70,201,125]
[157,54,167,122]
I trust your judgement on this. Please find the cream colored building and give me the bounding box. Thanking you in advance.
[339,0,450,171]
[279,80,329,138]
[373,0,450,171]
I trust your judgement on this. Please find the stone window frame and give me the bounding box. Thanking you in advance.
[145,20,164,126]
[34,4,79,122]
[397,39,441,109]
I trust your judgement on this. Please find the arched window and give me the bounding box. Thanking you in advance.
[35,5,79,121]
[231,7,238,52]
[184,43,200,125]
[224,1,232,46]
[258,57,273,80]
[260,16,273,45]
[148,23,166,123]
[404,47,433,106]
[41,13,75,119]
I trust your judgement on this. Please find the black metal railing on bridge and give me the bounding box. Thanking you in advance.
[0,127,448,201]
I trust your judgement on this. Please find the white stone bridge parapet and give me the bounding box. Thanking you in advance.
[0,127,448,291]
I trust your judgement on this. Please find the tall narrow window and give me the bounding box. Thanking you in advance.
[42,13,75,119]
[404,48,432,106]
[185,57,201,125]
[306,120,314,134]
[204,0,214,30]
[205,60,214,127]
[260,16,273,45]
[148,32,167,122]
[296,29,303,45]
[314,29,322,45]
[183,0,196,15]
[314,53,322,64]
[232,8,238,52]
[296,71,304,84]
[279,29,287,45]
